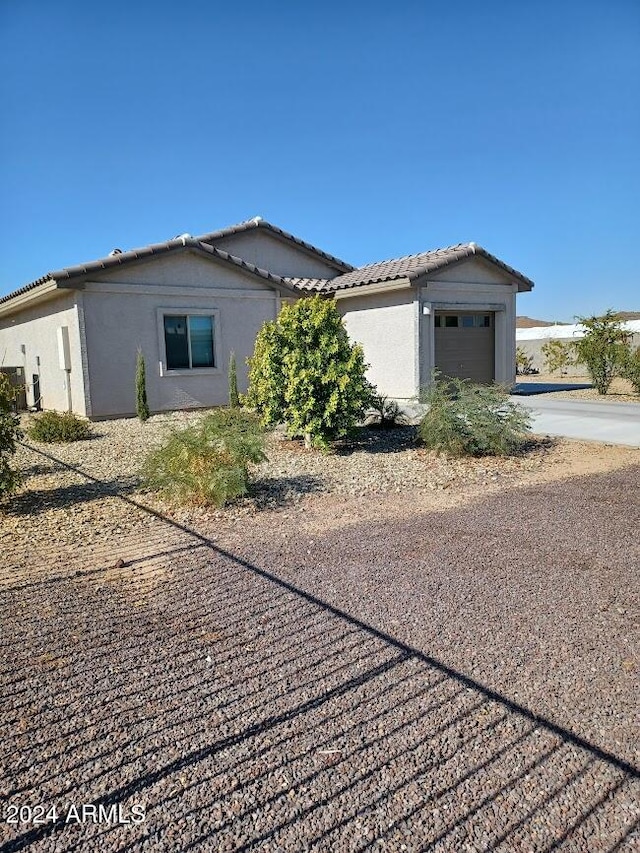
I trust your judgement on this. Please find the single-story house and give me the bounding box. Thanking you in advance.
[0,217,533,419]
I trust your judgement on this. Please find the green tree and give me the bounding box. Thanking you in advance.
[228,350,240,408]
[541,339,578,376]
[136,349,150,422]
[574,310,629,395]
[246,295,372,448]
[0,373,23,500]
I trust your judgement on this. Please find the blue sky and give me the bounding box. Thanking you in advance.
[1,0,638,320]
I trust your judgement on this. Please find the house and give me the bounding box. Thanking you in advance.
[0,218,533,419]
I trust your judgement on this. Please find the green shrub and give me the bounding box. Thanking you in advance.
[621,345,640,394]
[246,295,372,449]
[136,349,150,422]
[141,408,266,507]
[28,411,91,443]
[541,339,578,376]
[228,351,240,408]
[0,373,23,499]
[515,347,537,376]
[368,393,406,428]
[574,310,629,395]
[419,375,532,457]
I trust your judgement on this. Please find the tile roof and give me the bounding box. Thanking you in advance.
[285,243,534,293]
[0,228,533,309]
[197,217,354,272]
[0,237,301,305]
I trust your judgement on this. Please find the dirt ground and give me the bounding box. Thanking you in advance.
[1,443,638,851]
[517,374,639,403]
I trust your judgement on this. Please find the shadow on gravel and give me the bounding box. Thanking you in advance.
[249,474,325,507]
[4,477,140,515]
[1,446,638,853]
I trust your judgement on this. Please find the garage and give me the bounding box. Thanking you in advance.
[434,311,495,383]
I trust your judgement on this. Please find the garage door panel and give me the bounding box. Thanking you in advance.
[434,313,495,383]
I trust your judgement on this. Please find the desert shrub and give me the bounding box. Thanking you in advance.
[620,345,640,394]
[419,375,532,457]
[142,408,266,507]
[367,393,406,428]
[0,373,23,499]
[246,295,372,449]
[28,411,91,443]
[228,351,240,408]
[515,347,538,375]
[574,310,629,395]
[136,349,150,422]
[541,339,578,376]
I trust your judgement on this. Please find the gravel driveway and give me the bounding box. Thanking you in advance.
[1,451,638,851]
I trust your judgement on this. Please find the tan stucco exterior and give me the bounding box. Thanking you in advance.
[81,251,286,418]
[0,291,87,415]
[0,228,528,418]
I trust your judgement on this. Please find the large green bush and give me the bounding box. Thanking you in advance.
[142,408,266,507]
[0,373,23,499]
[27,411,91,443]
[419,375,532,457]
[574,310,629,394]
[246,295,372,448]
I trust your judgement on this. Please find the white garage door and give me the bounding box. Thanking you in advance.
[434,312,495,383]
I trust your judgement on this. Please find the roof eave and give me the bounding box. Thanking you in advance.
[0,278,66,318]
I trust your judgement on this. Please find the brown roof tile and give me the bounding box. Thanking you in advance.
[285,243,534,293]
[197,217,354,272]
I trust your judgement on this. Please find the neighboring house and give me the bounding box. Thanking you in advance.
[0,218,533,419]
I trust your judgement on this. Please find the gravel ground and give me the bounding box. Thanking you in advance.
[1,421,639,851]
[516,375,639,403]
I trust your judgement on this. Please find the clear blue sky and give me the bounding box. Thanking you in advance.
[1,0,638,320]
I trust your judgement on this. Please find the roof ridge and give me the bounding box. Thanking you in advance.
[196,218,354,272]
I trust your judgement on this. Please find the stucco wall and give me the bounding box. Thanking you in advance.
[336,287,418,399]
[82,251,282,417]
[517,332,640,376]
[0,292,86,415]
[210,229,345,280]
[420,258,520,386]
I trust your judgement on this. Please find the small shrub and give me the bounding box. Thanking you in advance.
[247,295,372,449]
[228,351,240,408]
[0,373,23,499]
[142,408,266,507]
[367,393,406,428]
[574,310,629,395]
[27,411,91,443]
[541,339,578,376]
[515,347,538,376]
[620,345,640,394]
[419,375,532,457]
[136,349,150,422]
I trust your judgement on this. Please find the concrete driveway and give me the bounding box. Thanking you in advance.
[514,396,640,447]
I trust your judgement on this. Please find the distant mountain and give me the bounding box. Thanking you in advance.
[614,311,640,321]
[516,311,639,328]
[516,316,566,328]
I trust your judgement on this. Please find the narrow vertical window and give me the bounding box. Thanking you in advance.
[189,316,215,367]
[164,315,189,369]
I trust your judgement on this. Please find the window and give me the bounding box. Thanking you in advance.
[434,313,493,329]
[163,314,215,370]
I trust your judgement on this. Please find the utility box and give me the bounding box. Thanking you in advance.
[57,326,71,371]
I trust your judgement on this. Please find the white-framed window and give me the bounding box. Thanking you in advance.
[157,308,221,374]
